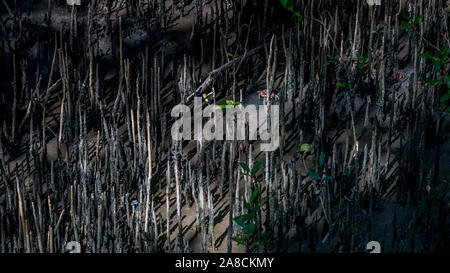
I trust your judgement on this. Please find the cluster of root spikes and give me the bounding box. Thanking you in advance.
[0,0,448,253]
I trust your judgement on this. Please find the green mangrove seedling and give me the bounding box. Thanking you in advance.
[232,161,267,251]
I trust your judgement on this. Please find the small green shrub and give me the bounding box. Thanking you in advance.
[233,161,267,250]
[279,0,303,22]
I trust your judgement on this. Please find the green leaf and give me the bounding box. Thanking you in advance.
[41,22,49,28]
[433,62,441,72]
[439,46,450,58]
[250,187,260,203]
[251,160,264,176]
[218,105,228,109]
[235,214,253,221]
[227,52,235,58]
[280,0,294,10]
[299,143,310,153]
[292,11,303,22]
[247,222,256,237]
[202,93,209,102]
[255,175,264,182]
[419,53,440,62]
[287,0,295,10]
[440,93,450,102]
[308,171,321,180]
[357,53,368,62]
[234,217,247,229]
[442,75,450,88]
[257,197,269,208]
[323,176,334,181]
[239,162,251,173]
[324,55,337,67]
[336,82,346,88]
[413,14,424,25]
[243,201,253,212]
[418,53,435,59]
[319,152,325,167]
[400,12,410,21]
[400,23,413,30]
[226,100,234,105]
[357,53,368,69]
[232,237,246,246]
[280,0,301,21]
[249,241,260,248]
[425,80,441,87]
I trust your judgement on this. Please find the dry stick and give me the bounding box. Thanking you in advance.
[173,149,183,252]
[198,156,206,253]
[206,154,215,248]
[131,109,137,171]
[280,163,287,251]
[144,110,152,233]
[48,226,53,253]
[70,185,79,245]
[266,35,276,102]
[190,163,199,227]
[136,82,142,163]
[0,200,5,252]
[227,141,234,253]
[165,159,171,252]
[280,26,289,161]
[88,5,95,107]
[125,60,133,146]
[265,35,276,251]
[151,200,158,251]
[54,207,65,233]
[219,142,226,196]
[315,209,343,253]
[31,201,44,253]
[96,198,103,253]
[16,177,30,253]
[186,39,276,103]
[135,188,142,251]
[11,53,17,142]
[264,147,271,250]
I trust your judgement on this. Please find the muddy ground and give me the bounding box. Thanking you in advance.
[0,0,449,253]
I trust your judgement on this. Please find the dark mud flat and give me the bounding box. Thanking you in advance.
[0,0,449,253]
